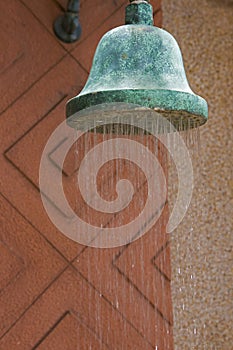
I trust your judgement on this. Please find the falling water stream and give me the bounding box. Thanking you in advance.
[168,126,204,349]
[73,112,205,349]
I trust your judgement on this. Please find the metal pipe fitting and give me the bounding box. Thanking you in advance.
[53,0,82,43]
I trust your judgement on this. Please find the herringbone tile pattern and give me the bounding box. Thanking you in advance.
[0,1,173,349]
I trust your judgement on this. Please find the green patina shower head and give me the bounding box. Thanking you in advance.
[66,0,208,132]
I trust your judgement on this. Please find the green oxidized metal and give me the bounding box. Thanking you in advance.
[125,1,153,25]
[67,0,208,130]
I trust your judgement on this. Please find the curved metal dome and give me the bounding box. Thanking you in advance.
[66,0,208,131]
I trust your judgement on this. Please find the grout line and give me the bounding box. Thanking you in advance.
[112,200,169,265]
[0,52,25,77]
[52,0,66,12]
[19,0,90,75]
[69,265,155,349]
[0,54,68,118]
[19,0,127,58]
[113,262,172,326]
[0,265,69,341]
[32,311,70,349]
[109,201,172,325]
[72,167,165,261]
[3,152,74,220]
[69,54,89,75]
[152,239,170,262]
[0,191,71,265]
[18,0,68,52]
[4,95,67,155]
[71,168,168,264]
[33,308,111,350]
[151,241,171,282]
[3,93,80,220]
[0,269,26,299]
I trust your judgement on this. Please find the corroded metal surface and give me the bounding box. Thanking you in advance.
[66,0,208,131]
[67,20,208,130]
[126,1,153,25]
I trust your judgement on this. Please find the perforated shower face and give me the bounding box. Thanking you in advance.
[67,103,206,134]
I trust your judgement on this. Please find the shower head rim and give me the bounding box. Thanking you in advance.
[66,88,208,131]
[66,101,207,134]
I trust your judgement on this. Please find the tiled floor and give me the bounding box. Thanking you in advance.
[0,1,172,349]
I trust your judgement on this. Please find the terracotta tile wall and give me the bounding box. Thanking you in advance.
[0,1,174,349]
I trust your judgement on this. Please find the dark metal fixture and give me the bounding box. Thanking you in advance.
[53,0,81,43]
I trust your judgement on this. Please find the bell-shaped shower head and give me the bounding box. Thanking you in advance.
[66,0,208,133]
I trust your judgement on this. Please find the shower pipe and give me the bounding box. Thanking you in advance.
[53,0,81,43]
